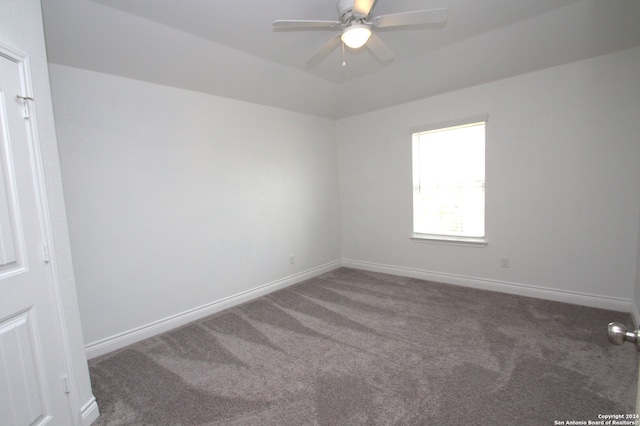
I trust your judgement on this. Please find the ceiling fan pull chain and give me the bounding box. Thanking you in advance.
[342,40,346,67]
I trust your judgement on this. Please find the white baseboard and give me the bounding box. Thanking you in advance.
[85,258,637,360]
[80,397,99,426]
[85,260,342,359]
[342,259,635,314]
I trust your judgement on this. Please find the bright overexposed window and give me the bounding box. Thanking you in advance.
[411,117,486,243]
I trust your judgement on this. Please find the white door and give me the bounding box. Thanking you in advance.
[0,48,73,424]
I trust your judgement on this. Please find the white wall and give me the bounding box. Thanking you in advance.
[50,45,640,358]
[0,1,97,423]
[49,65,342,351]
[338,46,640,308]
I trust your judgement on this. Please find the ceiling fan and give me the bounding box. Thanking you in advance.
[273,0,448,67]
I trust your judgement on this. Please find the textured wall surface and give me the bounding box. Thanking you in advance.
[338,46,640,301]
[50,65,341,346]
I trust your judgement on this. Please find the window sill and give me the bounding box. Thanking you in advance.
[410,233,488,247]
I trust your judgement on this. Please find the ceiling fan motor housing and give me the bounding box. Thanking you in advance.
[337,0,357,23]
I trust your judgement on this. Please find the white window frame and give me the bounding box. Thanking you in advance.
[410,114,488,246]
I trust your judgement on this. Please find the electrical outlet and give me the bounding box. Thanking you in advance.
[500,257,510,268]
[289,255,295,265]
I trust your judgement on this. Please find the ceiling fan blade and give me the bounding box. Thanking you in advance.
[273,20,341,29]
[372,8,448,28]
[367,33,394,63]
[353,0,378,18]
[306,35,341,68]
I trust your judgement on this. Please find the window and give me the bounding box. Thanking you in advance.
[411,116,487,244]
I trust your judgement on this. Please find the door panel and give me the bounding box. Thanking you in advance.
[0,72,26,277]
[0,161,17,266]
[0,47,72,425]
[0,309,48,425]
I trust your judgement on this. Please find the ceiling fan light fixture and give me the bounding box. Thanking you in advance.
[341,24,371,49]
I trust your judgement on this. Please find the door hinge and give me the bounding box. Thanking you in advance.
[41,242,50,263]
[16,95,33,119]
[62,375,71,394]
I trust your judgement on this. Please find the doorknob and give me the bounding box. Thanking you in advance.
[608,322,640,350]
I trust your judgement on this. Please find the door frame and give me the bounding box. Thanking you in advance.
[0,40,83,425]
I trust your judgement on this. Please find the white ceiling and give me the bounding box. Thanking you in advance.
[41,0,640,119]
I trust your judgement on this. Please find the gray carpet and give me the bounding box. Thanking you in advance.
[89,268,638,425]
